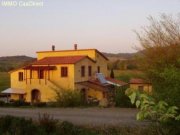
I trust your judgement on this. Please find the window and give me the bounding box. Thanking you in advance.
[61,67,68,77]
[138,86,144,92]
[81,66,85,77]
[18,72,23,81]
[97,66,100,73]
[38,70,44,79]
[88,66,92,77]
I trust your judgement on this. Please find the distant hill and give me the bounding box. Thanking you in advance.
[0,52,140,72]
[103,52,137,61]
[0,56,35,72]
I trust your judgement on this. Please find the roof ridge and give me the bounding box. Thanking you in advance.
[31,55,95,65]
[42,55,88,59]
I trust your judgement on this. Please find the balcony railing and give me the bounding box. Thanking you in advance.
[24,78,60,90]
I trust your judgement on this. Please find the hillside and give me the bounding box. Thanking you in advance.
[0,52,139,72]
[103,52,137,61]
[0,56,35,72]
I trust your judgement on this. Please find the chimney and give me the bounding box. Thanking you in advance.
[52,45,55,51]
[74,44,77,50]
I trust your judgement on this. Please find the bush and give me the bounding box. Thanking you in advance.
[54,89,84,107]
[0,115,179,135]
[32,102,47,107]
[38,113,58,134]
[57,121,98,135]
[58,121,79,135]
[10,100,30,107]
[151,66,180,108]
[0,100,5,106]
[126,89,180,135]
[0,100,30,107]
[0,115,40,135]
[115,87,135,108]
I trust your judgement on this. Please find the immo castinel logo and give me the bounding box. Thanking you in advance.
[0,0,44,7]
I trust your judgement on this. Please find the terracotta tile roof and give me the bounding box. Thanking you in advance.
[106,77,128,86]
[129,78,151,84]
[87,77,128,87]
[77,81,109,92]
[23,66,56,70]
[76,77,127,92]
[32,56,95,65]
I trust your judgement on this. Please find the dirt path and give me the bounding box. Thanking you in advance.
[0,108,148,127]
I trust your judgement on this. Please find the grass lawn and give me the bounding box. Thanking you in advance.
[0,72,10,92]
[110,70,145,83]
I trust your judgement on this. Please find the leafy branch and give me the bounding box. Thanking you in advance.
[126,88,180,123]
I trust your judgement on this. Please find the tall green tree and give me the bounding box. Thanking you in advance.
[110,69,115,78]
[136,14,180,107]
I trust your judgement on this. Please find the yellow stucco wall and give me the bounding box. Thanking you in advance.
[74,58,96,82]
[10,64,75,102]
[130,84,152,93]
[37,49,96,60]
[75,84,104,101]
[95,52,108,77]
[10,94,21,100]
[49,64,75,90]
[87,88,104,101]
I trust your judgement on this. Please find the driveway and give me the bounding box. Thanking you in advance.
[0,108,148,127]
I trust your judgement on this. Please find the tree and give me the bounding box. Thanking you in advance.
[136,14,180,108]
[110,69,115,78]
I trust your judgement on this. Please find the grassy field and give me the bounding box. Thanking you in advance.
[110,70,145,82]
[0,72,10,92]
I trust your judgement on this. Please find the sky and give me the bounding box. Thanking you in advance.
[0,0,179,57]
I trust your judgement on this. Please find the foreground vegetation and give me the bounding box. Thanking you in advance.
[126,89,180,135]
[0,115,178,135]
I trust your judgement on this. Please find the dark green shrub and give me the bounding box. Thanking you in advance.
[33,102,47,107]
[160,120,180,135]
[58,121,77,135]
[0,100,5,106]
[126,90,180,135]
[0,115,39,135]
[115,87,135,108]
[38,113,58,134]
[10,100,30,107]
[151,67,180,108]
[110,69,115,78]
[1,115,179,135]
[54,89,84,107]
[57,121,97,135]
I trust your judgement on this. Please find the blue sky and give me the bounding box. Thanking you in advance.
[0,0,179,57]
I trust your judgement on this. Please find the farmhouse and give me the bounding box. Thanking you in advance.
[1,45,127,105]
[129,78,152,93]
